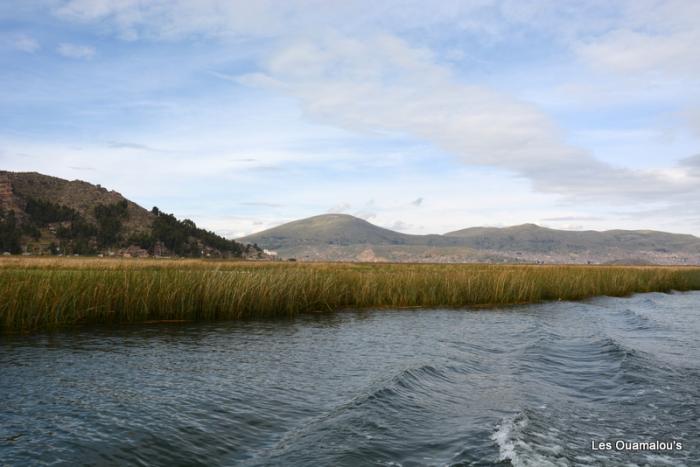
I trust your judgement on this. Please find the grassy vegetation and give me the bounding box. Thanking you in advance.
[2,257,700,333]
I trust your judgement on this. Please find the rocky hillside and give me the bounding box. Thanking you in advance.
[2,171,153,237]
[239,214,700,264]
[0,171,261,258]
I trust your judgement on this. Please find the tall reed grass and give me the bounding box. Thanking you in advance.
[2,257,699,332]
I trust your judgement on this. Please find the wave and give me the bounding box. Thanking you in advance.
[256,364,457,462]
[364,364,454,402]
[594,336,639,361]
[531,328,652,361]
[619,307,655,330]
[514,333,674,404]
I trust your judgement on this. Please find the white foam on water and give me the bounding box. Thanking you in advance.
[492,414,527,466]
[491,413,570,467]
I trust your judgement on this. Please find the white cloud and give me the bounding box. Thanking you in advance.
[241,33,700,203]
[354,210,377,220]
[13,34,40,53]
[47,0,700,79]
[47,0,610,44]
[327,203,351,213]
[388,220,413,231]
[57,42,96,59]
[52,0,323,41]
[578,29,700,75]
[576,0,700,76]
[191,215,287,239]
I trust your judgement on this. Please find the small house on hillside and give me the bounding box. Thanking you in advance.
[122,245,149,258]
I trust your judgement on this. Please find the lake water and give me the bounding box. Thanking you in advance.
[1,292,699,466]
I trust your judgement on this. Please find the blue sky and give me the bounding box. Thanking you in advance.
[2,0,700,236]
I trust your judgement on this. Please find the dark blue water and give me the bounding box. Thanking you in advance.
[1,292,699,466]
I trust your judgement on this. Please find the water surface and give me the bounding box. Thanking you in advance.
[2,292,699,466]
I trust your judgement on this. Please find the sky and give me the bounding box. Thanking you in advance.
[1,0,700,237]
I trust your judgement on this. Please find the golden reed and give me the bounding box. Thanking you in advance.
[2,257,699,332]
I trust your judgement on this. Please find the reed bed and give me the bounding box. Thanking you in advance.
[2,257,700,333]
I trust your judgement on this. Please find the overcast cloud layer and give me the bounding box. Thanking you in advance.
[1,1,699,236]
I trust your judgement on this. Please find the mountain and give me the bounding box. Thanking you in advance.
[239,215,700,264]
[4,171,698,264]
[444,223,700,254]
[3,171,153,237]
[239,214,457,249]
[0,171,261,258]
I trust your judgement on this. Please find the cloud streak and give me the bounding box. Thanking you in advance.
[57,42,96,59]
[12,35,40,53]
[241,34,700,203]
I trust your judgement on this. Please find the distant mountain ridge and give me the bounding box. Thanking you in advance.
[239,214,700,264]
[3,171,698,263]
[444,223,700,253]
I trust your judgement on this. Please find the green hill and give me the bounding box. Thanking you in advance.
[0,171,259,258]
[238,213,457,249]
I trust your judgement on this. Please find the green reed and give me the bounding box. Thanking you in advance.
[2,258,700,332]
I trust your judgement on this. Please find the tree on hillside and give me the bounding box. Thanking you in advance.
[0,208,22,254]
[94,200,129,247]
[25,197,80,225]
[147,207,250,257]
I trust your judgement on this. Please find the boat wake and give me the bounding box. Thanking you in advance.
[492,410,568,467]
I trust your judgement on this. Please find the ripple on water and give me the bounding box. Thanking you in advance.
[1,291,699,466]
